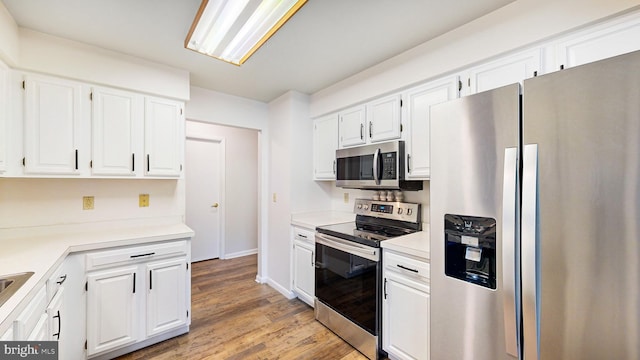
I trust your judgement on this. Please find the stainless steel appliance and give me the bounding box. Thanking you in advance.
[335,141,423,190]
[315,198,421,359]
[430,50,640,359]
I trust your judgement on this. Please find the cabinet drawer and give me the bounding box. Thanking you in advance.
[46,262,66,303]
[86,240,188,271]
[293,227,314,245]
[13,285,46,339]
[384,251,430,284]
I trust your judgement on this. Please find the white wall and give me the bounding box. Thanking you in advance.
[17,29,189,100]
[0,2,18,65]
[185,120,259,257]
[0,178,182,229]
[310,0,640,117]
[267,91,333,297]
[185,86,270,279]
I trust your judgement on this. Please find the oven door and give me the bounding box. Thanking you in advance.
[315,232,380,335]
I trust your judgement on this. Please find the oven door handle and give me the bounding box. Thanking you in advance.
[315,233,379,262]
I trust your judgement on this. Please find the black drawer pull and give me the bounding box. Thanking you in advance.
[130,252,155,258]
[56,274,67,285]
[397,264,419,273]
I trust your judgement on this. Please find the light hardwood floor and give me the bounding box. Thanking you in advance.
[116,254,368,360]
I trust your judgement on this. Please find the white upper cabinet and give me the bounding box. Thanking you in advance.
[0,61,7,174]
[313,113,339,180]
[553,12,640,70]
[367,94,402,143]
[144,96,183,177]
[338,105,366,148]
[403,76,459,180]
[23,74,84,175]
[462,48,542,96]
[91,86,143,176]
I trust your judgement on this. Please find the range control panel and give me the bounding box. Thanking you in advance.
[354,198,421,223]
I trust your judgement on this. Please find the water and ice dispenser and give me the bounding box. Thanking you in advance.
[444,214,496,289]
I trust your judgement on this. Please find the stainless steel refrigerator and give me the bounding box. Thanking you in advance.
[430,50,640,360]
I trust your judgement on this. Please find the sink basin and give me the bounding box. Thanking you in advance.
[0,272,34,307]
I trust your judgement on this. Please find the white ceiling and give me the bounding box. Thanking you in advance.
[2,0,515,103]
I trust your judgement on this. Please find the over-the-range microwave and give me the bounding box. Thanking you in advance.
[335,140,423,191]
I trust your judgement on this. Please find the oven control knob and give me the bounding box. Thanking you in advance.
[357,204,363,209]
[363,205,369,210]
[407,208,413,215]
[397,208,403,215]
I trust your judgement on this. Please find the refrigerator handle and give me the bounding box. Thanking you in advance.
[522,144,539,360]
[502,147,519,357]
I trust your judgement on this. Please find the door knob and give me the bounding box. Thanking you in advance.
[211,203,219,208]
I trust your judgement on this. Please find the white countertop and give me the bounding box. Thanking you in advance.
[0,222,193,331]
[290,211,355,230]
[381,224,430,261]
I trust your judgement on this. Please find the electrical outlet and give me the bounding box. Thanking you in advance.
[83,196,94,210]
[343,192,349,203]
[139,194,149,207]
[272,193,277,203]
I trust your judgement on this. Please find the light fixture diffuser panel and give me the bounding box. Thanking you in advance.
[185,0,308,65]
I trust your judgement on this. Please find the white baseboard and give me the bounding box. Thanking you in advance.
[267,278,297,300]
[255,275,268,284]
[223,248,258,260]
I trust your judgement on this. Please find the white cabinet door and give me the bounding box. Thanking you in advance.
[86,266,139,356]
[1,327,13,341]
[403,77,458,180]
[463,48,541,96]
[27,314,49,341]
[338,105,366,148]
[367,94,402,143]
[91,86,143,176]
[23,74,83,175]
[554,13,640,70]
[292,240,315,306]
[313,114,338,180]
[0,61,8,174]
[383,272,430,360]
[146,257,188,337]
[144,97,183,177]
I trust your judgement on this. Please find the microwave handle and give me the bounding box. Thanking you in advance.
[373,148,381,185]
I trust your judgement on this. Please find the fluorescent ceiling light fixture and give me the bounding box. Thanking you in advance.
[185,0,307,66]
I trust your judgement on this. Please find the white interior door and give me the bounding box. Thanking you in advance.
[185,137,224,261]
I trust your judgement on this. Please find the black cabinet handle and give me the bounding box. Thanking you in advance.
[132,153,135,172]
[56,274,67,285]
[147,154,150,172]
[53,310,61,339]
[130,252,155,258]
[75,149,78,170]
[360,123,364,140]
[407,154,411,173]
[149,270,152,290]
[333,160,336,174]
[369,121,373,138]
[133,273,136,293]
[383,278,388,299]
[397,264,419,273]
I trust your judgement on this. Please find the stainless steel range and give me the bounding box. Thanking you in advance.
[314,198,421,360]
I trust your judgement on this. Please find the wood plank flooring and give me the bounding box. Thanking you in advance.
[116,255,368,360]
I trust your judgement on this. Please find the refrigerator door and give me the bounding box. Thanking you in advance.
[522,50,640,359]
[430,84,520,360]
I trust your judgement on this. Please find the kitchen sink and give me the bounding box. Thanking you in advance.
[0,272,34,307]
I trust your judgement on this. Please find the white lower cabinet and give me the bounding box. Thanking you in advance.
[146,257,188,337]
[291,226,315,307]
[86,266,140,356]
[383,250,430,360]
[85,240,190,358]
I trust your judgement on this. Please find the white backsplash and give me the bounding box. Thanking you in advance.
[330,181,430,224]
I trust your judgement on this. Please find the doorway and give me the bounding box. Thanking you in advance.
[185,136,225,262]
[185,120,260,262]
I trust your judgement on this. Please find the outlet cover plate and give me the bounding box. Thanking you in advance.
[139,194,149,207]
[83,196,94,210]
